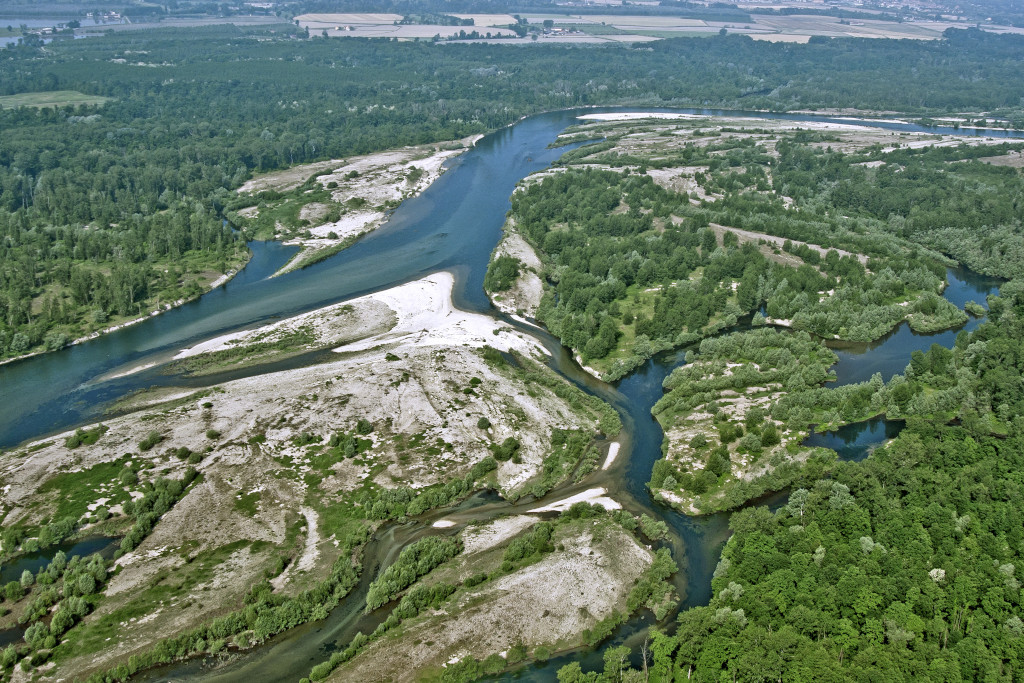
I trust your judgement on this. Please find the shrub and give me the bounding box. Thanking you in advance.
[491,437,520,462]
[484,255,522,292]
[138,431,163,451]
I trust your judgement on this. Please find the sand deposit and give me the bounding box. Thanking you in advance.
[487,220,545,319]
[330,521,652,682]
[236,136,481,275]
[0,270,615,678]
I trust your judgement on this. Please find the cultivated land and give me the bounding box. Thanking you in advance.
[0,91,110,109]
[504,12,1024,42]
[0,272,620,680]
[294,13,518,39]
[289,9,1024,44]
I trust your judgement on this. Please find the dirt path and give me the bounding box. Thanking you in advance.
[711,222,869,266]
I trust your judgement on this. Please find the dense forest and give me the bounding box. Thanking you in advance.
[496,120,1024,379]
[3,27,1024,358]
[579,283,1024,681]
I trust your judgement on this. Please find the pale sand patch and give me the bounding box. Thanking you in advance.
[293,13,403,25]
[432,520,458,528]
[449,13,518,27]
[879,135,1007,153]
[657,489,701,515]
[293,507,320,573]
[461,515,537,555]
[331,523,651,683]
[237,136,481,276]
[749,33,811,43]
[529,487,622,513]
[712,222,869,266]
[578,112,705,122]
[272,507,320,590]
[601,442,621,471]
[329,272,548,357]
[172,296,396,361]
[100,361,157,381]
[306,210,385,240]
[489,222,545,318]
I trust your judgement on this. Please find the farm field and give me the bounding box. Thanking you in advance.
[294,13,517,39]
[0,90,110,109]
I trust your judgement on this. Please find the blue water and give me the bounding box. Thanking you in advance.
[828,267,1001,386]
[803,415,905,462]
[0,107,1017,681]
[0,535,116,584]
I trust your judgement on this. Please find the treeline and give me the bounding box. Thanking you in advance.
[506,146,971,378]
[3,28,1024,358]
[605,418,1024,681]
[1,467,198,676]
[514,168,758,373]
[565,246,1024,683]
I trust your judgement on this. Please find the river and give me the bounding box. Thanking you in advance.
[0,108,1016,681]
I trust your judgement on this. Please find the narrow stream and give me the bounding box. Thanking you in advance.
[0,108,1016,681]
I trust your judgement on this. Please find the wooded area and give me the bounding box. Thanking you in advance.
[3,27,1024,358]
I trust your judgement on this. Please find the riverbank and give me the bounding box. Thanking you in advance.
[0,263,246,369]
[3,106,1020,682]
[0,270,620,679]
[229,134,485,277]
[323,511,659,683]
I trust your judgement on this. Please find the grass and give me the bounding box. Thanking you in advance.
[55,540,258,662]
[37,457,132,521]
[166,328,317,376]
[234,491,262,516]
[0,90,111,109]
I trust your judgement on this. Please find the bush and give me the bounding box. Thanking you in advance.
[491,437,520,462]
[365,536,462,611]
[477,417,491,430]
[484,255,522,292]
[503,522,553,564]
[138,431,163,451]
[481,653,506,675]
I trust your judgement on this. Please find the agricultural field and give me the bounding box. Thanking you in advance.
[294,13,517,39]
[0,90,110,109]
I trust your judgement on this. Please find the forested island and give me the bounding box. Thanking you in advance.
[0,18,1023,683]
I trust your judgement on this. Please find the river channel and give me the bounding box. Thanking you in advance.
[0,108,1015,681]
